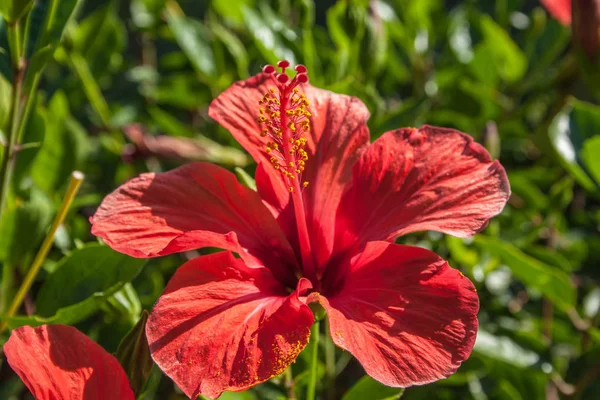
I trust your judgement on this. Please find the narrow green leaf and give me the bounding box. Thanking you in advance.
[165,8,215,77]
[23,0,49,59]
[475,236,576,311]
[30,91,87,193]
[0,0,34,24]
[0,18,12,82]
[342,375,404,400]
[115,311,153,396]
[479,14,528,83]
[235,167,257,190]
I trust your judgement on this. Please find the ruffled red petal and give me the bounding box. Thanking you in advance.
[335,126,510,257]
[314,241,478,387]
[4,324,134,400]
[146,252,314,399]
[91,162,298,284]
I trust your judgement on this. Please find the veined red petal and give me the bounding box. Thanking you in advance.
[91,162,298,284]
[209,74,371,269]
[542,0,572,25]
[4,324,134,400]
[146,252,314,399]
[335,126,510,255]
[300,85,370,271]
[314,241,479,387]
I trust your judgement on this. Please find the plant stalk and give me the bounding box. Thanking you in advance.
[307,320,320,400]
[0,172,84,333]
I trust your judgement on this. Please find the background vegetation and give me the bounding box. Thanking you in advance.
[1,0,600,399]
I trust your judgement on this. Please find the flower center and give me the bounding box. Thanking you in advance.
[258,60,318,284]
[258,60,311,192]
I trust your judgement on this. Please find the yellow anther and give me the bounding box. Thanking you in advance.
[293,88,299,94]
[269,88,276,93]
[286,110,295,116]
[259,107,265,113]
[288,122,296,132]
[260,130,268,137]
[289,162,295,168]
[289,138,294,144]
[258,116,267,123]
[289,186,294,192]
[266,148,271,154]
[303,181,309,188]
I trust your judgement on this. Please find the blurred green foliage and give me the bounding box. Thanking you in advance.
[1,0,600,399]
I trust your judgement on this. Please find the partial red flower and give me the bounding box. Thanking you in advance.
[3,324,134,400]
[542,0,572,25]
[92,62,510,398]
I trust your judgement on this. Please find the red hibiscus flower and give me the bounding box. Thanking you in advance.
[91,62,510,399]
[3,324,134,400]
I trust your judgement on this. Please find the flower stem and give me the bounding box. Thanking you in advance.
[324,319,336,400]
[0,172,84,333]
[307,320,320,400]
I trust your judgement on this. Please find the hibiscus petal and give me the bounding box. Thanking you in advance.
[541,0,571,25]
[4,324,134,400]
[336,126,510,255]
[146,252,314,399]
[300,85,370,269]
[91,162,298,283]
[314,241,478,387]
[209,74,371,267]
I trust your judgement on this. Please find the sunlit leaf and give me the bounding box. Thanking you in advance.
[475,236,576,311]
[548,99,600,192]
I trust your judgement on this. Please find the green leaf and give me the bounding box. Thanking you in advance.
[342,375,405,400]
[475,236,576,311]
[0,188,52,266]
[35,244,146,317]
[242,6,295,66]
[0,18,11,82]
[165,7,215,78]
[474,330,539,368]
[235,167,257,190]
[5,282,131,329]
[23,0,49,59]
[30,90,87,193]
[116,311,153,396]
[478,14,528,83]
[548,99,600,192]
[581,136,600,186]
[0,0,34,24]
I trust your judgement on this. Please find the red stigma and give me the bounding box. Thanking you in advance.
[277,60,290,69]
[263,65,276,74]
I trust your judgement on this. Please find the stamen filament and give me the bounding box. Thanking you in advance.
[258,61,316,282]
[280,92,317,282]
